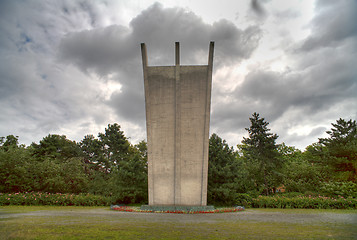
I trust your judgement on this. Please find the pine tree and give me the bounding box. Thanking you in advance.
[318,118,357,181]
[208,133,241,205]
[242,112,282,195]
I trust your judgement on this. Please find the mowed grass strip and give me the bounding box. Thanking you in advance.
[1,206,356,239]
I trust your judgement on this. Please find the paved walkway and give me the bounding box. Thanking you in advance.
[1,208,356,225]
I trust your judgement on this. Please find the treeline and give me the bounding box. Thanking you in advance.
[0,123,147,204]
[208,114,356,205]
[1,115,356,205]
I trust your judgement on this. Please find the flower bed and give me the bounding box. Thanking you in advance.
[111,205,245,214]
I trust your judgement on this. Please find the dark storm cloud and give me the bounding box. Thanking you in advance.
[0,0,120,144]
[59,25,135,75]
[1,0,355,149]
[299,0,357,51]
[238,57,356,115]
[58,3,262,124]
[59,3,262,69]
[212,0,357,148]
[213,50,357,139]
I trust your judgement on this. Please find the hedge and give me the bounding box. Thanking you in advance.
[2,192,356,209]
[251,195,357,209]
[0,192,111,206]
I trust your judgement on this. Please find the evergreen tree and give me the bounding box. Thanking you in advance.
[208,133,243,205]
[318,118,357,182]
[242,112,282,195]
[112,141,148,203]
[113,152,148,204]
[80,134,108,173]
[80,124,131,173]
[98,123,131,170]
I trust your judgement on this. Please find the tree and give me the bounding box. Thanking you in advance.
[25,156,88,194]
[79,124,139,198]
[318,118,357,182]
[28,135,89,193]
[304,143,332,181]
[0,135,19,151]
[208,133,245,205]
[80,134,108,173]
[31,134,81,161]
[98,123,131,171]
[80,124,131,174]
[112,152,148,204]
[241,112,282,195]
[278,143,322,193]
[135,140,148,163]
[0,145,32,192]
[109,139,148,204]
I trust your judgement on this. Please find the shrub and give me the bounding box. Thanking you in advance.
[320,181,357,198]
[235,193,253,207]
[0,192,111,206]
[251,195,357,209]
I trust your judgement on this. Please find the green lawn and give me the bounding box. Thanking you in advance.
[1,206,356,239]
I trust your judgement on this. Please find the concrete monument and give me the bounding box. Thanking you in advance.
[141,42,214,206]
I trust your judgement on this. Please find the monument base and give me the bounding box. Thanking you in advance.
[140,205,215,212]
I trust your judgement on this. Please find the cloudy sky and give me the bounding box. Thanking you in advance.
[0,0,356,150]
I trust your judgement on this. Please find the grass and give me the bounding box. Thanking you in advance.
[1,206,356,239]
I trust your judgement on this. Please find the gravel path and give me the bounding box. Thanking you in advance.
[1,208,356,225]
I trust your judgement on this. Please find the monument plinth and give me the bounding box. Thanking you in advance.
[141,42,214,206]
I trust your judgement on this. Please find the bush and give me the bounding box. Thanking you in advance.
[276,192,304,198]
[251,195,357,209]
[0,192,111,206]
[320,181,357,198]
[235,193,253,207]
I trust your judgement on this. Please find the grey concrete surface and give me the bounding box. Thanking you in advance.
[141,42,214,206]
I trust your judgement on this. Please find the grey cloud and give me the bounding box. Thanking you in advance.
[309,127,326,137]
[299,0,357,51]
[0,1,102,56]
[60,3,262,69]
[211,101,252,133]
[58,3,262,123]
[211,47,357,144]
[221,0,357,138]
[248,0,269,23]
[108,87,146,125]
[250,0,267,18]
[279,126,326,150]
[2,0,354,150]
[0,0,115,145]
[273,9,300,21]
[279,126,327,149]
[242,52,356,112]
[59,25,135,75]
